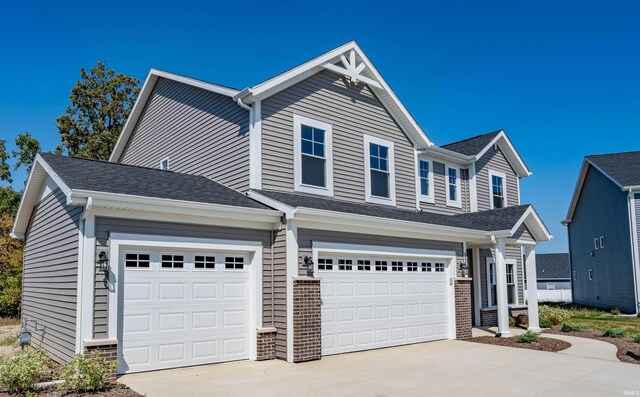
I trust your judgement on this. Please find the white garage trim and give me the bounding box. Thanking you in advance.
[311,242,458,342]
[106,233,263,363]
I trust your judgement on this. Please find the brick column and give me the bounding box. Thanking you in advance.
[256,327,277,361]
[454,278,473,340]
[83,339,118,379]
[292,277,321,363]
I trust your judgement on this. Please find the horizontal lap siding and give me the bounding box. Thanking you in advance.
[513,224,535,241]
[479,247,524,308]
[568,167,635,313]
[270,225,287,359]
[119,78,250,192]
[262,70,417,211]
[92,218,284,341]
[420,163,469,215]
[22,188,81,363]
[476,147,519,211]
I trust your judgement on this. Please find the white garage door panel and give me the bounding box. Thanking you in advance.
[120,250,251,374]
[320,257,451,356]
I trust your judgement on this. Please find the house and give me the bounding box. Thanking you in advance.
[524,253,572,303]
[564,151,640,314]
[11,41,551,375]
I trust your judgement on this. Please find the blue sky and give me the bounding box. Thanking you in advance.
[1,1,639,253]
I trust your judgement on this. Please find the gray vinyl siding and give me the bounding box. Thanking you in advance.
[512,224,535,242]
[297,229,464,275]
[568,166,636,313]
[93,218,287,351]
[636,194,640,264]
[476,146,519,211]
[261,69,417,211]
[22,188,82,363]
[270,225,287,359]
[479,247,525,308]
[420,163,469,215]
[118,77,251,192]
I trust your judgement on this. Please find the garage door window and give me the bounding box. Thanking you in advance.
[125,253,150,269]
[375,260,388,271]
[421,262,432,272]
[391,261,403,272]
[318,258,333,271]
[407,261,418,272]
[357,260,371,271]
[338,259,353,271]
[435,263,445,272]
[225,256,244,270]
[161,254,184,269]
[194,255,216,270]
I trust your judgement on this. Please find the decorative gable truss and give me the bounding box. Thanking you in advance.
[322,50,382,89]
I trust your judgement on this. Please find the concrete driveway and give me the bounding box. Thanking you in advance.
[119,340,640,397]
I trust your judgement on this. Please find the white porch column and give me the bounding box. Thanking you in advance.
[495,241,511,336]
[525,246,541,331]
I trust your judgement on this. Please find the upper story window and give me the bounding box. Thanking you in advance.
[418,159,434,203]
[293,115,333,196]
[160,158,170,171]
[446,165,461,208]
[364,135,396,206]
[489,170,507,209]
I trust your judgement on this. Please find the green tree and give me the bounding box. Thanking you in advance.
[0,140,12,184]
[56,61,140,160]
[0,213,22,317]
[12,132,40,176]
[0,187,21,217]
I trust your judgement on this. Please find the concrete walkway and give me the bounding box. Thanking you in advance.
[119,339,640,397]
[472,327,619,362]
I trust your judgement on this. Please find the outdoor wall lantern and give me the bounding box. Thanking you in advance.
[459,262,469,278]
[303,256,314,277]
[97,251,110,274]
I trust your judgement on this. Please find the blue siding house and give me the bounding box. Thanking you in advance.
[564,152,640,314]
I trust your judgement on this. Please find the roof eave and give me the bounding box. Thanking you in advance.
[474,130,532,178]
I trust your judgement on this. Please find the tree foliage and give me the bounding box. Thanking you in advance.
[56,61,140,160]
[12,132,40,176]
[0,141,12,184]
[0,213,22,317]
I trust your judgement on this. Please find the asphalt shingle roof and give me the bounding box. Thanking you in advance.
[586,151,640,188]
[441,130,502,156]
[533,253,571,280]
[40,153,269,210]
[255,189,531,232]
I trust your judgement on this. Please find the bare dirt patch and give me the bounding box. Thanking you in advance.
[545,326,640,365]
[465,335,571,352]
[0,383,143,396]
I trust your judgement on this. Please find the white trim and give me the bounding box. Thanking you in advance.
[292,114,334,197]
[364,134,396,206]
[628,192,640,313]
[106,233,262,361]
[160,158,170,171]
[508,206,553,242]
[486,257,496,308]
[475,131,531,177]
[472,248,481,326]
[414,149,421,210]
[524,246,540,331]
[469,162,478,212]
[516,176,521,205]
[486,256,518,307]
[248,190,295,219]
[79,213,96,351]
[488,170,508,210]
[285,219,298,362]
[75,215,85,353]
[417,157,435,204]
[494,241,511,336]
[249,100,262,189]
[445,164,462,208]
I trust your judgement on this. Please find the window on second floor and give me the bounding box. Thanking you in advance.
[446,165,461,208]
[489,170,507,209]
[364,135,396,206]
[160,158,170,171]
[293,115,333,196]
[418,159,434,203]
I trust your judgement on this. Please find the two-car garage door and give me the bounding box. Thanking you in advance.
[319,255,452,356]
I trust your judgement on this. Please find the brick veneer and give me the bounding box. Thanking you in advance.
[454,278,473,339]
[480,307,530,327]
[292,277,321,363]
[83,340,118,379]
[256,328,277,361]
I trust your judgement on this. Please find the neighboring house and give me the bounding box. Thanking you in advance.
[12,41,551,375]
[524,253,572,303]
[564,152,640,314]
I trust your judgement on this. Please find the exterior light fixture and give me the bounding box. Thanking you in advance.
[303,256,314,277]
[97,251,110,274]
[459,263,469,278]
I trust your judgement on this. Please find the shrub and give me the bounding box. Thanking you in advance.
[515,331,540,343]
[61,350,117,392]
[633,334,640,343]
[538,305,572,326]
[0,349,49,394]
[561,323,585,332]
[611,308,621,316]
[601,328,626,338]
[539,319,552,328]
[508,316,516,327]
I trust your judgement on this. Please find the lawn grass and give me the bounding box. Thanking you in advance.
[0,335,16,347]
[0,318,20,328]
[547,305,640,333]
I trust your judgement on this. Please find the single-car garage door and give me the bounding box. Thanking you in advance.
[320,255,452,356]
[119,249,251,373]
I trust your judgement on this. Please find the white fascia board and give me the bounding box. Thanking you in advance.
[625,186,640,192]
[508,206,553,242]
[11,154,73,239]
[475,131,531,178]
[421,146,474,164]
[69,189,282,224]
[149,69,240,97]
[248,190,295,218]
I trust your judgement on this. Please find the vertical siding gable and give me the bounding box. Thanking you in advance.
[119,77,251,192]
[568,166,635,312]
[476,146,520,211]
[261,69,417,210]
[22,188,81,363]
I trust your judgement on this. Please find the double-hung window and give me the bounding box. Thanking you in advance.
[487,259,517,307]
[418,159,434,203]
[446,165,461,208]
[364,135,395,205]
[489,170,507,209]
[293,115,333,196]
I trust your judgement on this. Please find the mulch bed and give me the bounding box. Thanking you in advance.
[465,335,571,352]
[545,326,640,365]
[0,383,143,396]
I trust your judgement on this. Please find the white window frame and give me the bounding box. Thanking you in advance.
[364,134,396,206]
[588,269,593,280]
[488,170,508,209]
[293,114,334,197]
[599,236,605,249]
[445,164,462,208]
[594,238,600,250]
[417,157,434,204]
[546,283,556,290]
[160,158,170,171]
[193,253,218,271]
[573,270,577,281]
[486,257,518,307]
